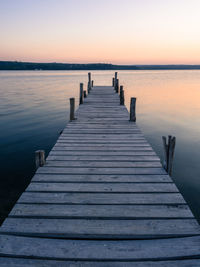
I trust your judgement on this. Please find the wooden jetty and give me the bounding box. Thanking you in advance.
[0,74,200,266]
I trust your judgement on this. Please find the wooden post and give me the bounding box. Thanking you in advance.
[35,150,45,169]
[120,86,124,105]
[92,80,94,87]
[112,77,115,87]
[115,72,118,81]
[162,135,176,176]
[88,73,91,93]
[70,97,75,121]
[114,72,118,90]
[84,90,87,98]
[115,79,119,93]
[88,72,91,84]
[79,83,83,104]
[130,97,136,121]
[87,81,90,94]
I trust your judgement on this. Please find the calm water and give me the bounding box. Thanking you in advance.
[0,70,200,223]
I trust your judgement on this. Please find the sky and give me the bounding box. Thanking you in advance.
[0,0,200,64]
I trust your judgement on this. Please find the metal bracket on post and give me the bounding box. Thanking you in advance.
[162,135,176,176]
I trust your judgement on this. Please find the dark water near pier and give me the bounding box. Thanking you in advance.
[0,70,200,223]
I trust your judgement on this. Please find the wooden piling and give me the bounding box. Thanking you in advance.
[88,73,92,93]
[69,97,75,121]
[115,72,118,81]
[162,135,176,176]
[84,90,87,98]
[112,77,115,87]
[115,79,119,93]
[35,150,45,169]
[120,86,124,105]
[92,80,94,87]
[130,97,136,122]
[88,72,91,84]
[79,83,83,105]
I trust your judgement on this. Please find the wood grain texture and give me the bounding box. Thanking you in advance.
[0,235,200,260]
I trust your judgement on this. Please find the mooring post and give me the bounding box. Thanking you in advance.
[35,150,45,169]
[92,80,94,87]
[70,97,76,121]
[120,86,124,105]
[115,78,119,93]
[88,72,91,93]
[79,83,84,104]
[84,90,87,98]
[162,135,176,176]
[130,97,136,121]
[88,72,91,84]
[115,72,118,82]
[112,77,115,87]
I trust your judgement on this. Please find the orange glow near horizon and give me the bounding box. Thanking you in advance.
[1,0,200,64]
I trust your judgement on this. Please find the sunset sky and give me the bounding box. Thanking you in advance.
[0,0,200,64]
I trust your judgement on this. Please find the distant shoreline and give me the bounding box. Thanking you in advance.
[1,61,200,70]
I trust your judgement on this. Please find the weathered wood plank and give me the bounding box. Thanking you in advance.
[52,146,154,151]
[9,204,192,218]
[36,167,167,175]
[18,192,185,204]
[61,133,144,137]
[32,174,171,183]
[49,151,157,156]
[45,161,162,168]
[47,155,160,161]
[26,182,178,192]
[0,235,200,260]
[55,143,151,147]
[0,258,200,267]
[1,218,199,239]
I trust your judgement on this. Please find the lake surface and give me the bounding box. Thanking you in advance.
[1,70,200,223]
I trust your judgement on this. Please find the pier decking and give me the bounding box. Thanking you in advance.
[0,80,200,266]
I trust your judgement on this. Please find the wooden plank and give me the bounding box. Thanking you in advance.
[0,258,200,267]
[18,192,185,204]
[26,182,178,193]
[49,153,156,157]
[62,129,141,133]
[60,133,144,138]
[0,235,200,260]
[60,137,145,141]
[52,146,154,151]
[36,167,167,175]
[1,218,199,239]
[9,204,192,218]
[49,151,157,156]
[57,140,149,144]
[45,161,162,168]
[47,155,160,161]
[32,174,172,183]
[55,143,151,147]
